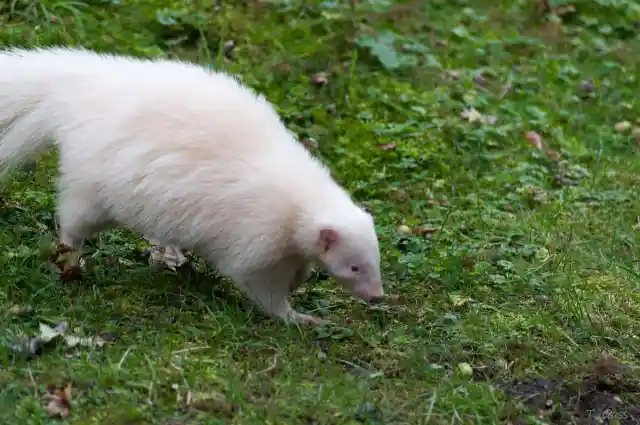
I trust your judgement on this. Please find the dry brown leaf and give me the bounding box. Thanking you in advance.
[44,383,72,418]
[525,131,561,160]
[416,227,439,236]
[526,131,544,149]
[301,138,317,151]
[47,244,83,282]
[376,142,397,151]
[0,198,25,209]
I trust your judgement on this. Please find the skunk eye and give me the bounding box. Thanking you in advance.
[350,265,360,272]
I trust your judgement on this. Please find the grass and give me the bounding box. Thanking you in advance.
[1,0,639,424]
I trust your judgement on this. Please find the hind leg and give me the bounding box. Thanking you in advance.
[144,236,189,270]
[56,184,110,268]
[289,261,313,292]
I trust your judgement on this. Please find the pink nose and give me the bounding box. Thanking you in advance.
[352,282,384,303]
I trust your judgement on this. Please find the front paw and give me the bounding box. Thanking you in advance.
[289,311,324,326]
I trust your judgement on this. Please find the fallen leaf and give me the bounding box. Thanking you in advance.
[163,245,189,271]
[416,227,439,236]
[301,137,318,151]
[64,335,107,348]
[39,322,69,343]
[47,244,84,282]
[525,131,544,149]
[7,305,33,315]
[61,266,83,282]
[8,321,114,358]
[145,238,189,271]
[64,328,118,349]
[311,72,329,86]
[473,73,487,87]
[614,121,631,133]
[530,187,550,203]
[223,40,235,56]
[0,196,26,209]
[460,108,496,125]
[43,383,72,418]
[8,322,68,357]
[461,108,481,122]
[443,69,461,80]
[47,244,74,264]
[376,142,397,151]
[449,293,472,307]
[545,149,562,161]
[525,131,562,160]
[9,336,44,357]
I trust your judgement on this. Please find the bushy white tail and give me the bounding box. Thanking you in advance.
[0,50,60,176]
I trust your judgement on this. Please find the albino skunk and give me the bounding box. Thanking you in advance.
[0,47,384,325]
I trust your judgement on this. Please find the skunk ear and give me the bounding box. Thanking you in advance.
[318,228,339,252]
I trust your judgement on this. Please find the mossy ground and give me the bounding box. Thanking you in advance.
[1,1,639,424]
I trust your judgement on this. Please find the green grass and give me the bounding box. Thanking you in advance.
[1,0,640,424]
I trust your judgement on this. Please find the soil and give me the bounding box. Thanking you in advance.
[500,356,640,425]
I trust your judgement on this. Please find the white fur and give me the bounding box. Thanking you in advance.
[0,46,384,324]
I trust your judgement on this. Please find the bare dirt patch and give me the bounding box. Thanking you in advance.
[500,356,640,425]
